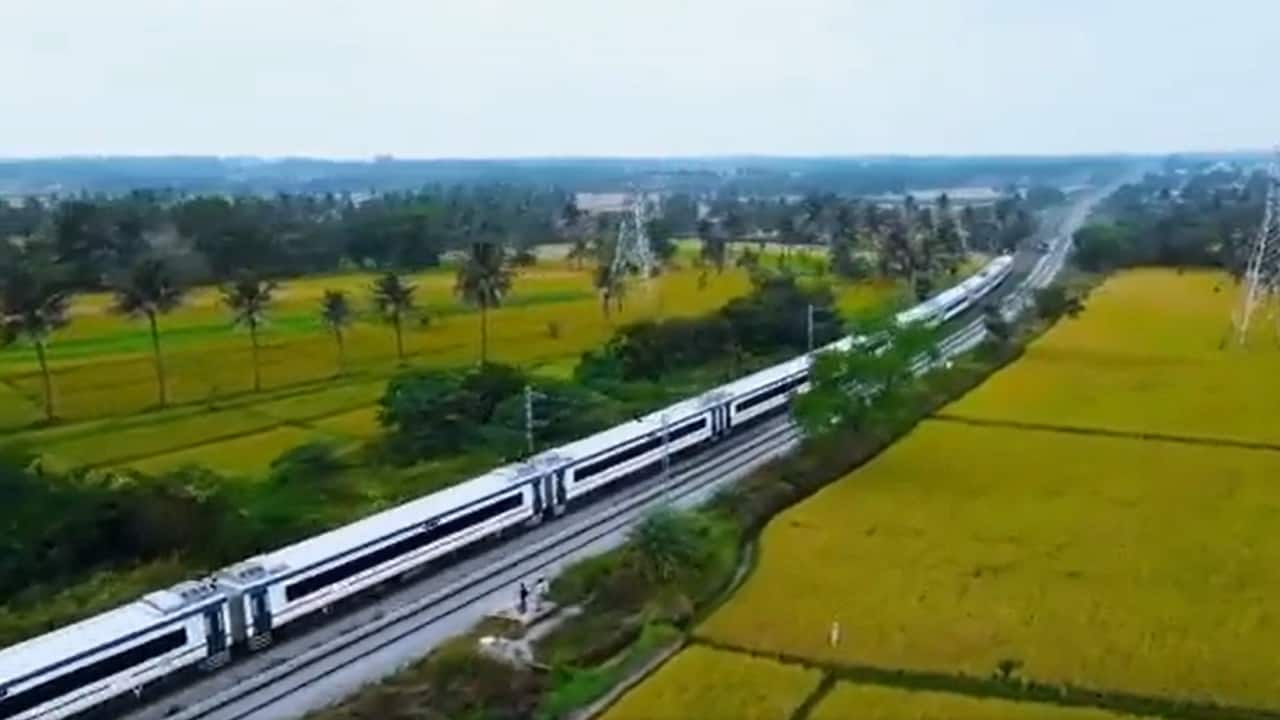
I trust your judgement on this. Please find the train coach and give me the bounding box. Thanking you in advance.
[894,254,1013,328]
[0,583,230,720]
[0,253,1018,720]
[213,463,539,647]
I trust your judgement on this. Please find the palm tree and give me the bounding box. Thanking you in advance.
[1,261,71,421]
[220,272,277,393]
[454,242,514,366]
[320,289,353,375]
[371,272,416,364]
[113,257,185,407]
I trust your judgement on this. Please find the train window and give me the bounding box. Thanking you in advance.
[0,629,187,719]
[285,493,525,602]
[574,418,706,482]
[734,374,808,413]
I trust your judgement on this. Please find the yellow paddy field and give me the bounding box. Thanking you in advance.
[600,645,821,720]
[701,420,1280,708]
[595,269,1280,717]
[810,684,1144,720]
[947,268,1280,446]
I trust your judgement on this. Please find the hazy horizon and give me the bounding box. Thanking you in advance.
[2,0,1276,158]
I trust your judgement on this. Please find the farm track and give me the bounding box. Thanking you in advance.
[933,414,1280,455]
[691,639,1280,720]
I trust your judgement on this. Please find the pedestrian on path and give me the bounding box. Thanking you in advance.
[534,576,548,612]
[518,581,529,615]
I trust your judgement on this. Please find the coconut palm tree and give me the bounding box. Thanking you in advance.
[371,272,416,364]
[320,289,353,375]
[113,257,186,407]
[220,272,277,393]
[1,260,71,421]
[454,242,513,366]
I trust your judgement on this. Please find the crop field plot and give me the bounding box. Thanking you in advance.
[304,407,383,441]
[36,408,281,468]
[0,264,763,431]
[600,645,821,720]
[810,683,1144,720]
[0,381,42,428]
[130,425,328,477]
[946,269,1280,446]
[247,381,386,423]
[700,420,1280,710]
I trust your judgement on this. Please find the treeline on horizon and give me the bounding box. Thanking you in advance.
[0,154,1146,196]
[0,180,1057,291]
[1073,165,1269,274]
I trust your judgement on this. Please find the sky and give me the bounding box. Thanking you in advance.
[0,0,1276,158]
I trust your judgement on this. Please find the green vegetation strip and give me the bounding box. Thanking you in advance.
[932,413,1280,455]
[692,639,1275,720]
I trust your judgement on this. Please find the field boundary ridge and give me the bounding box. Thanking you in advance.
[690,637,1280,720]
[933,414,1280,455]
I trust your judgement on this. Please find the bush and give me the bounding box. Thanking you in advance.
[379,363,528,461]
[1034,284,1085,322]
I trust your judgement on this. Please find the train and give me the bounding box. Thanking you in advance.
[0,254,1013,720]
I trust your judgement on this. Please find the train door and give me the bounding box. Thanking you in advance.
[248,590,273,649]
[547,471,567,516]
[201,605,231,669]
[711,404,730,439]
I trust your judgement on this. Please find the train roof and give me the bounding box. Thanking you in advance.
[220,463,528,589]
[0,581,222,683]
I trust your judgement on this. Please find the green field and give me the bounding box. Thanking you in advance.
[0,253,901,475]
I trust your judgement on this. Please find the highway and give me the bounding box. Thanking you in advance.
[125,186,1109,720]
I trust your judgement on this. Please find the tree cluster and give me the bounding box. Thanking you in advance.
[576,273,842,382]
[792,317,939,435]
[0,185,568,289]
[1072,168,1265,275]
[378,363,629,463]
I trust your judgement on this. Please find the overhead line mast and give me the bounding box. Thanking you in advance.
[1235,149,1280,345]
[609,193,655,281]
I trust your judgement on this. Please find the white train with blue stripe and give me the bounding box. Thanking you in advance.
[0,254,1012,720]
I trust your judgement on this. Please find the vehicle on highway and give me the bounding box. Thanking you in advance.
[0,255,1013,720]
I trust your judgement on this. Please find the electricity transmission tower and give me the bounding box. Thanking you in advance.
[609,194,656,280]
[1234,151,1280,345]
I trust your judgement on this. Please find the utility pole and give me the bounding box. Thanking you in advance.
[524,384,535,455]
[660,413,671,503]
[1236,149,1280,345]
[807,303,815,352]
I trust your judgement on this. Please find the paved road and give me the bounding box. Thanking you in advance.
[125,183,1119,720]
